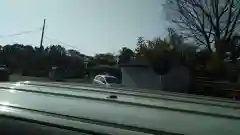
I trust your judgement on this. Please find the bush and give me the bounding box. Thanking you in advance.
[151,55,173,75]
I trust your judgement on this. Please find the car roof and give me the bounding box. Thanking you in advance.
[96,75,117,78]
[0,81,239,135]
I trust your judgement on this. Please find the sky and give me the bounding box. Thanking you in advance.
[0,0,169,56]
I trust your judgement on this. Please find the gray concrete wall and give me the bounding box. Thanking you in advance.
[160,65,190,93]
[121,67,161,89]
[121,65,190,93]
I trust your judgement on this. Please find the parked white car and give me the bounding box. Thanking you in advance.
[93,75,121,87]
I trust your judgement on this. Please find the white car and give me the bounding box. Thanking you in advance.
[93,75,121,87]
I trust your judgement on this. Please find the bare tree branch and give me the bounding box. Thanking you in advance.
[227,10,240,38]
[164,0,240,56]
[223,0,234,38]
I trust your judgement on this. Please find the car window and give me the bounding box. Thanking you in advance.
[105,77,120,84]
[99,77,106,84]
[95,76,102,81]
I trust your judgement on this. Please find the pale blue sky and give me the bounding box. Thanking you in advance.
[0,0,169,56]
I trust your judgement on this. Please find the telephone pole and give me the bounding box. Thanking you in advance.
[40,19,46,50]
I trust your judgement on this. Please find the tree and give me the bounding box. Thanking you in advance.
[135,37,147,56]
[135,32,182,63]
[165,0,240,59]
[94,53,117,66]
[167,28,184,50]
[63,55,85,78]
[118,47,135,64]
[45,45,66,57]
[86,56,96,68]
[134,36,174,74]
[134,28,200,74]
[67,49,82,58]
[165,28,196,65]
[1,44,26,72]
[0,43,90,78]
[136,37,166,60]
[44,45,67,68]
[22,45,35,69]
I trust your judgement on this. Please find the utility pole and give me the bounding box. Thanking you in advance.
[40,19,46,51]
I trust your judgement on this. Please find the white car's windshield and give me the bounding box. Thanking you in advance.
[105,77,120,84]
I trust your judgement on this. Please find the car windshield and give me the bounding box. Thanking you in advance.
[0,1,239,100]
[105,77,120,84]
[1,1,240,134]
[0,0,239,99]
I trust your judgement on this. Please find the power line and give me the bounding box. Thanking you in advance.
[44,35,81,51]
[0,27,81,51]
[0,27,42,39]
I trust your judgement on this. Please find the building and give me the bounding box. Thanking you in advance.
[120,56,190,93]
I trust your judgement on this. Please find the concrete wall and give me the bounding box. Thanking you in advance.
[160,65,190,93]
[121,65,190,93]
[121,67,160,89]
